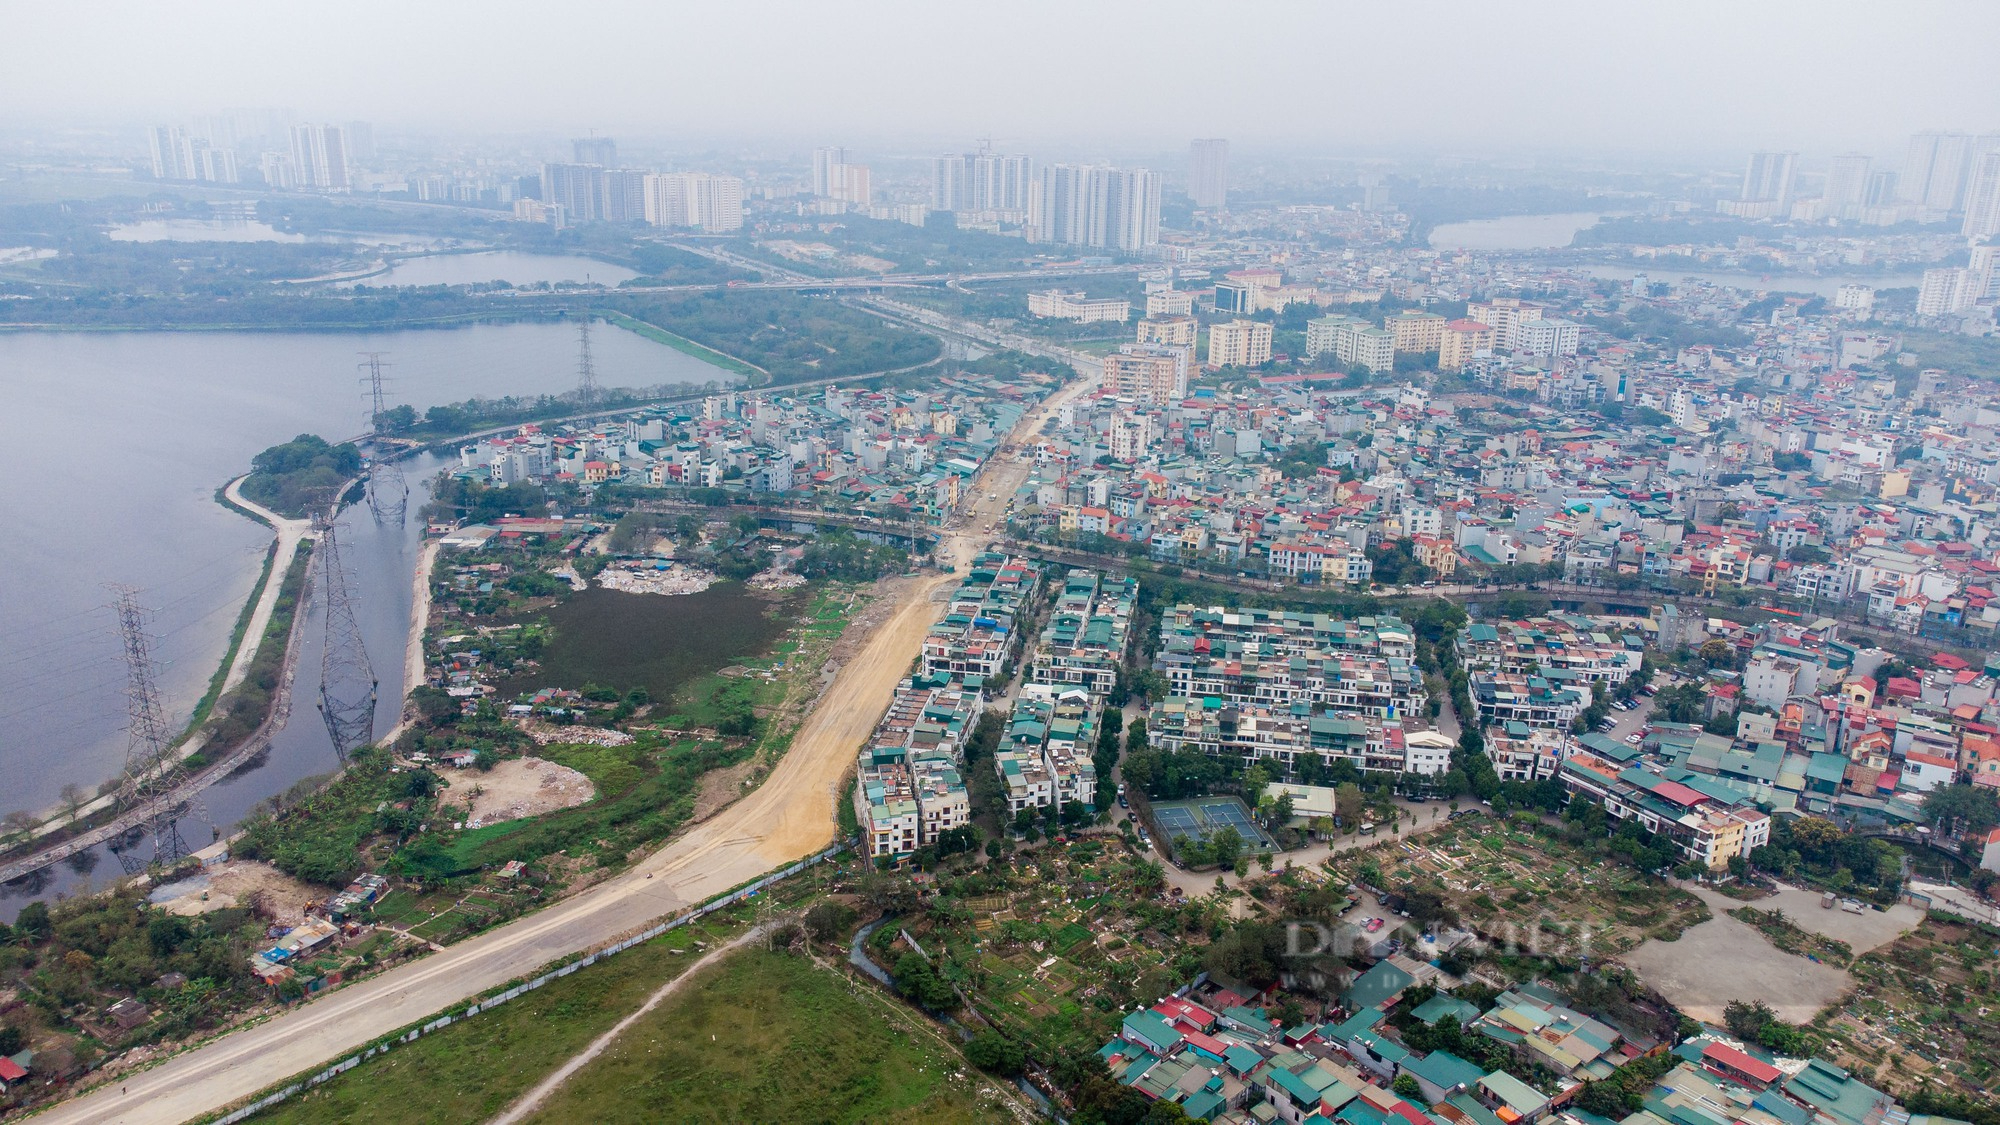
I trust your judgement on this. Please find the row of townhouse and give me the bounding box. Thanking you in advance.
[850,677,982,861]
[1026,569,1139,698]
[1453,617,1644,687]
[920,553,1043,690]
[1559,750,1772,868]
[1468,672,1588,731]
[1148,697,1454,778]
[995,688,1099,815]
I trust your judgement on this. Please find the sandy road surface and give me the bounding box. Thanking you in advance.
[36,566,951,1125]
[38,357,1091,1125]
[219,476,314,695]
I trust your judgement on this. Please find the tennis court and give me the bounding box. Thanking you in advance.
[1148,795,1280,860]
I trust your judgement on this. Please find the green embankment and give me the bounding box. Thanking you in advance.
[595,308,761,379]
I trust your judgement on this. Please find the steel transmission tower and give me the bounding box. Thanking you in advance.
[109,586,209,872]
[359,352,407,524]
[315,519,379,762]
[576,315,600,407]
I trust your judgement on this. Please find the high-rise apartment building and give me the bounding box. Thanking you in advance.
[148,125,189,180]
[1966,243,2000,304]
[1102,344,1191,405]
[149,123,241,184]
[573,136,617,167]
[1740,151,1798,205]
[809,145,871,206]
[600,168,649,224]
[1962,151,2000,240]
[642,172,744,231]
[542,163,603,222]
[1865,170,1900,207]
[1905,132,1974,212]
[1205,320,1273,369]
[1822,153,1871,214]
[1468,297,1545,350]
[1386,309,1447,354]
[1030,164,1161,251]
[811,146,845,198]
[344,121,376,166]
[288,123,351,191]
[1188,138,1228,209]
[931,150,1032,214]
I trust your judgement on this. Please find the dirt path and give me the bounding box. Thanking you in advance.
[221,474,314,695]
[485,924,770,1125]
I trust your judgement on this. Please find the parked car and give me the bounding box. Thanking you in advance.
[1365,917,1385,933]
[1625,732,1644,744]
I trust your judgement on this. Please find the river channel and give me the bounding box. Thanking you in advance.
[0,322,736,907]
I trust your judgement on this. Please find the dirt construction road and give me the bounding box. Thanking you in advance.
[40,352,1092,1125]
[39,569,951,1125]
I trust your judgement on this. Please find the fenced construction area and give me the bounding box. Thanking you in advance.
[1149,796,1279,861]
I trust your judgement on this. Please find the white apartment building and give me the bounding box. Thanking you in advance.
[1515,318,1582,358]
[1027,289,1131,323]
[1306,316,1396,373]
[1137,316,1199,347]
[1206,319,1274,369]
[1468,298,1546,351]
[642,173,744,231]
[1102,344,1190,405]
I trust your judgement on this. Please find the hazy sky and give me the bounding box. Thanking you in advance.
[5,0,1996,159]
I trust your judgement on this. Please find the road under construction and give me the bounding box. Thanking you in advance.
[35,306,1101,1125]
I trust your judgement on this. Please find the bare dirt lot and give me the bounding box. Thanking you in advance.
[1625,901,1853,1023]
[440,757,595,829]
[153,860,326,924]
[1742,884,1921,952]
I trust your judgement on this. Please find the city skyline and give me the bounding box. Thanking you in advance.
[6,0,1999,159]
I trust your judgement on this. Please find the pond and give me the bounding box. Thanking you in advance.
[494,583,803,704]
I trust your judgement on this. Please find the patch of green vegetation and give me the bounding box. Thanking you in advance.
[606,290,940,385]
[415,737,749,876]
[241,434,361,518]
[242,915,753,1125]
[523,948,1013,1125]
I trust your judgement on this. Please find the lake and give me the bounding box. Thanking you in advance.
[1428,212,1614,251]
[107,219,438,249]
[346,251,638,289]
[1562,263,1927,299]
[0,321,737,879]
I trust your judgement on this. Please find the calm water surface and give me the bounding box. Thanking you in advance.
[496,584,801,704]
[1428,212,1612,251]
[0,322,733,840]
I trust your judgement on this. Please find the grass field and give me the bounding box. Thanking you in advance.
[245,910,756,1124]
[522,948,1018,1125]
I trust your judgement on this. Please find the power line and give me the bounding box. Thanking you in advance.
[315,519,377,764]
[108,585,209,873]
[576,314,600,407]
